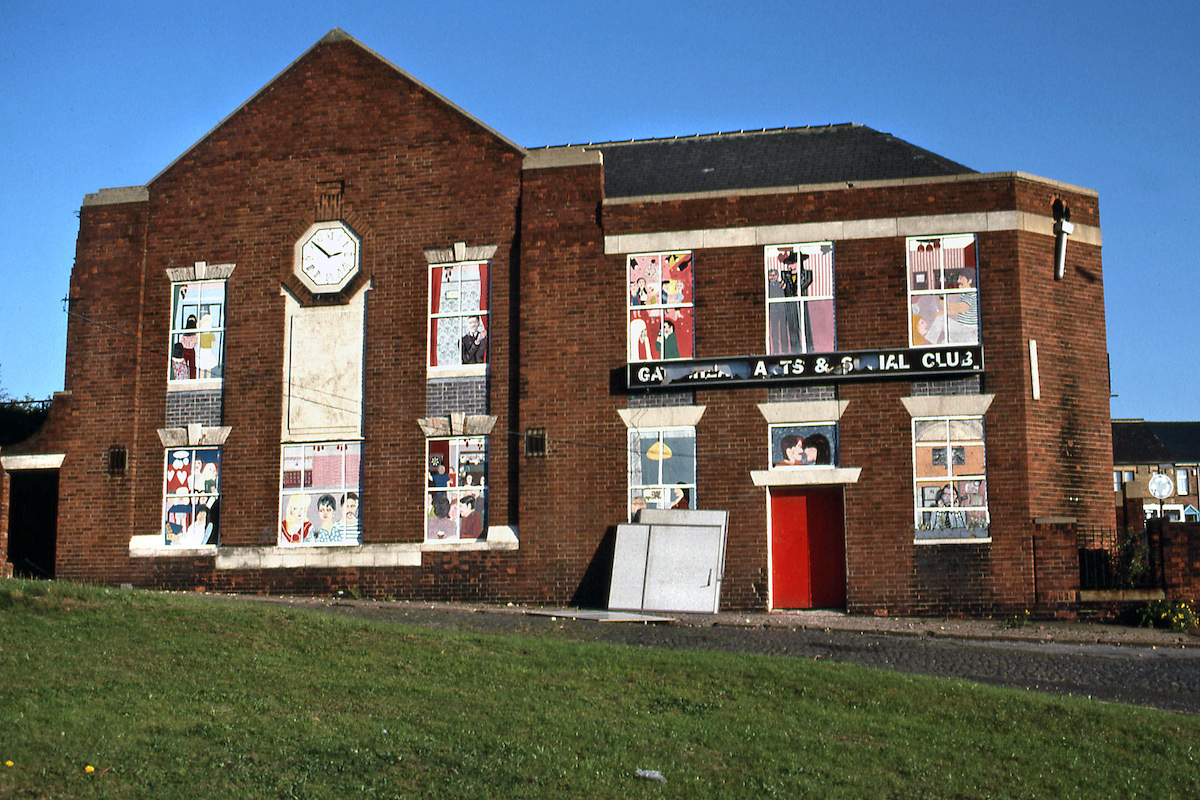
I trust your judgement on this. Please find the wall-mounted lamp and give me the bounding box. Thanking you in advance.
[1052,198,1073,281]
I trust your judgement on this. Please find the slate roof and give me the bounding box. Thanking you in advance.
[574,124,975,199]
[1112,421,1200,464]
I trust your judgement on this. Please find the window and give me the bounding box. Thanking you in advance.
[163,447,220,547]
[425,437,488,541]
[280,442,362,546]
[1177,469,1190,496]
[169,281,226,381]
[627,251,693,361]
[770,423,837,468]
[429,260,488,369]
[765,243,835,354]
[913,416,989,540]
[628,427,695,517]
[908,235,979,347]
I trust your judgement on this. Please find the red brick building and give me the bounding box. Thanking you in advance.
[0,30,1115,615]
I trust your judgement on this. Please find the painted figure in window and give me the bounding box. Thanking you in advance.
[179,315,199,379]
[768,249,812,354]
[171,342,190,380]
[196,313,218,378]
[461,315,488,364]
[671,486,690,510]
[775,434,807,467]
[170,504,213,547]
[459,494,483,539]
[314,494,339,543]
[630,277,649,306]
[194,457,218,493]
[427,494,456,539]
[281,493,313,544]
[332,492,360,542]
[803,433,832,465]
[658,317,680,360]
[931,484,968,529]
[629,317,655,361]
[925,272,979,345]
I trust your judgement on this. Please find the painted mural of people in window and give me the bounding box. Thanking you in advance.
[460,315,488,363]
[163,446,221,546]
[279,442,362,546]
[627,251,693,362]
[169,281,225,381]
[765,243,835,355]
[627,428,696,517]
[429,261,489,368]
[913,416,989,538]
[908,236,979,347]
[424,437,488,541]
[771,425,837,468]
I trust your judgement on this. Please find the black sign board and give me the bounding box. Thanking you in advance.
[628,345,983,390]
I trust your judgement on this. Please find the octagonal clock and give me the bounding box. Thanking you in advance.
[294,221,361,294]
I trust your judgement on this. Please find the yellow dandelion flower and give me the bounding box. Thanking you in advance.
[85,765,95,773]
[4,760,13,767]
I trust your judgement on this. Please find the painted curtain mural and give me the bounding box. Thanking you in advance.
[627,251,694,361]
[279,442,362,545]
[765,243,835,354]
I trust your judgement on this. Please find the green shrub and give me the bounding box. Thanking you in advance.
[1136,599,1199,631]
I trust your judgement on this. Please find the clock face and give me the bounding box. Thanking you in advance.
[295,222,360,293]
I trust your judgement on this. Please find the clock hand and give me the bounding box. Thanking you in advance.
[312,242,333,257]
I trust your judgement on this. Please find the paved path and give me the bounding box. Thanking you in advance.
[241,597,1200,715]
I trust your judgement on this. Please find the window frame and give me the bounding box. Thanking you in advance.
[627,250,695,363]
[427,258,490,373]
[907,234,980,348]
[168,279,227,385]
[768,422,838,469]
[627,426,697,519]
[162,446,221,547]
[764,242,836,355]
[912,415,990,542]
[279,441,363,547]
[424,436,489,542]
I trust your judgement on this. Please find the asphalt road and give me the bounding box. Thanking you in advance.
[251,598,1200,715]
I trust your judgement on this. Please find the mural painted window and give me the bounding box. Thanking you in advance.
[913,417,989,540]
[162,447,221,547]
[769,423,837,468]
[908,235,979,347]
[425,437,488,541]
[279,442,362,546]
[765,243,835,354]
[169,281,226,381]
[627,251,694,362]
[628,427,696,518]
[429,260,489,369]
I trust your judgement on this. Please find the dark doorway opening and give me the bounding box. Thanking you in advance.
[7,470,59,578]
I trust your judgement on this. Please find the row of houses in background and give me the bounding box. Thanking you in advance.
[1113,420,1200,528]
[1,30,1197,617]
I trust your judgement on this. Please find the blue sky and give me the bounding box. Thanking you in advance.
[3,1,1197,421]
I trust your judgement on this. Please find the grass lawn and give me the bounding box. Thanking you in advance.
[1,579,1197,799]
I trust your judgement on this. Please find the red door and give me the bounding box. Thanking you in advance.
[771,487,846,609]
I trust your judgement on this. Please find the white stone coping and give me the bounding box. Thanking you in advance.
[82,186,149,206]
[1,453,66,470]
[522,148,603,170]
[900,394,995,418]
[158,425,232,447]
[166,378,224,393]
[426,364,489,380]
[752,467,862,486]
[913,535,993,545]
[130,527,520,568]
[757,400,849,424]
[604,210,1101,255]
[617,405,706,429]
